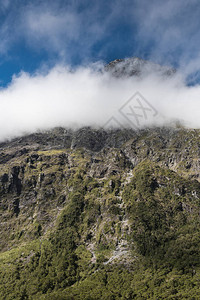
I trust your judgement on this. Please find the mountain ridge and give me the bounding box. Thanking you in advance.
[105,56,176,78]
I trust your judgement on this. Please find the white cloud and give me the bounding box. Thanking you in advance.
[25,10,80,54]
[0,0,199,141]
[0,0,199,71]
[133,0,200,72]
[0,63,200,141]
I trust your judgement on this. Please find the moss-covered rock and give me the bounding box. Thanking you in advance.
[1,127,200,298]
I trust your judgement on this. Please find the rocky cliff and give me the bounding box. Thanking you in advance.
[1,126,200,299]
[105,57,176,78]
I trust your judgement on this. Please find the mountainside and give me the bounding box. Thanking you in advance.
[105,57,176,78]
[1,126,200,299]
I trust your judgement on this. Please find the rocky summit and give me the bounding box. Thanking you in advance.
[105,57,176,78]
[1,126,200,299]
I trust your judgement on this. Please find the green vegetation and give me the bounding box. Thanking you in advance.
[1,128,200,299]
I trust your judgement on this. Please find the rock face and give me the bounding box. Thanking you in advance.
[0,127,135,153]
[1,126,200,299]
[105,57,176,78]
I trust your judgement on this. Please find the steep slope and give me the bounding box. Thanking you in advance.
[0,127,200,299]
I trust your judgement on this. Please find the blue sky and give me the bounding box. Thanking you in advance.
[1,0,200,140]
[0,0,200,86]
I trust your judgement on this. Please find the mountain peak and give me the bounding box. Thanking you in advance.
[105,56,176,78]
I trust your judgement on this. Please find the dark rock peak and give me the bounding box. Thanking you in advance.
[0,126,194,156]
[105,56,176,78]
[0,127,137,153]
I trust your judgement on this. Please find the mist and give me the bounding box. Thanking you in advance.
[0,61,200,142]
[0,1,199,142]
